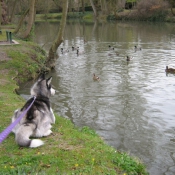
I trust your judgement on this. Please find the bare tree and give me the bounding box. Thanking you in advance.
[47,0,68,69]
[13,8,29,34]
[90,0,97,18]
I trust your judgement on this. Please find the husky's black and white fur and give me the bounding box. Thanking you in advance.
[12,74,55,148]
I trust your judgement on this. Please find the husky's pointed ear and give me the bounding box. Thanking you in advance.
[38,74,45,81]
[46,76,52,85]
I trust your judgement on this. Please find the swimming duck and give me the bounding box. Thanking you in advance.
[93,73,100,81]
[61,48,63,54]
[77,49,84,56]
[108,48,119,56]
[126,56,132,61]
[134,46,142,52]
[76,49,79,56]
[108,45,115,50]
[165,66,175,73]
[61,48,69,55]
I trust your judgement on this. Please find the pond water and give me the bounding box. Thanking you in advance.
[19,20,175,175]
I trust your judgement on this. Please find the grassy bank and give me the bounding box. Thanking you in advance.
[0,29,148,174]
[35,10,175,23]
[35,12,94,23]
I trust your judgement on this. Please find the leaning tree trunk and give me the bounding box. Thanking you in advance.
[47,0,68,69]
[90,0,97,18]
[22,0,36,39]
[13,8,29,34]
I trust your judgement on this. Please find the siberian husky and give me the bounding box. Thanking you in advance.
[11,74,56,148]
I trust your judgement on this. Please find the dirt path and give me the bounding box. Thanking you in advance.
[0,51,11,61]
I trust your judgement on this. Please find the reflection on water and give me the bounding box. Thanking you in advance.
[19,21,175,175]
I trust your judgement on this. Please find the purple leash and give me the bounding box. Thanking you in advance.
[0,96,36,144]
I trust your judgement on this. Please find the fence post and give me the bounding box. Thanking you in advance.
[6,31,12,43]
[9,32,12,43]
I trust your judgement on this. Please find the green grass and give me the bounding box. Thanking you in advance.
[35,12,95,23]
[0,30,48,82]
[0,115,148,174]
[34,10,175,23]
[0,29,148,175]
[0,29,11,41]
[35,13,62,22]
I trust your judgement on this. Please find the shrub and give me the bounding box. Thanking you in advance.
[107,14,117,20]
[137,0,169,11]
[136,0,169,20]
[137,0,168,16]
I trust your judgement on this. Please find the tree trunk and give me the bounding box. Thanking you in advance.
[13,8,29,34]
[82,0,85,13]
[100,0,105,14]
[114,0,118,16]
[90,0,97,18]
[0,1,2,27]
[171,7,175,16]
[9,0,17,22]
[104,0,108,14]
[1,0,8,24]
[78,0,80,12]
[33,0,38,22]
[47,0,68,69]
[22,0,36,39]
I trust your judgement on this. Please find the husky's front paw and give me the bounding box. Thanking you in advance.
[43,130,52,136]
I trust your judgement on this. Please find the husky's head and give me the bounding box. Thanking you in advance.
[30,74,55,98]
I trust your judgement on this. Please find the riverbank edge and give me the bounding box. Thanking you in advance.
[35,10,175,23]
[0,30,148,174]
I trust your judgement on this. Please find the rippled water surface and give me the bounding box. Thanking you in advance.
[19,21,175,175]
